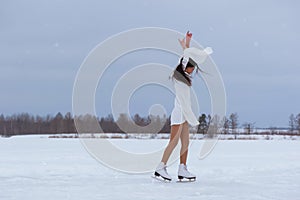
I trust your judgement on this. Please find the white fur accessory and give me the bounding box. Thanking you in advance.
[181,56,189,70]
[182,47,213,66]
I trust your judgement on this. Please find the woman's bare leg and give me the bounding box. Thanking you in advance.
[161,123,184,164]
[180,121,190,165]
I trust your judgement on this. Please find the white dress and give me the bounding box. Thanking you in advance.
[170,79,200,127]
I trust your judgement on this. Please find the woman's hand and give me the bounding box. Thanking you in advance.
[185,31,192,48]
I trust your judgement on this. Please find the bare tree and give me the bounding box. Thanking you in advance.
[197,114,208,134]
[243,122,255,135]
[206,114,221,138]
[116,113,132,133]
[160,115,171,133]
[289,114,296,133]
[0,114,6,135]
[64,112,75,133]
[296,113,300,134]
[51,112,64,133]
[229,113,239,135]
[221,116,230,134]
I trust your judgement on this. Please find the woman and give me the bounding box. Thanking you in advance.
[154,31,207,182]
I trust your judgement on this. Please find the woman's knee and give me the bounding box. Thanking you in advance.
[168,137,179,149]
[181,139,189,148]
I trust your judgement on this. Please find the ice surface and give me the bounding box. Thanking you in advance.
[0,136,300,200]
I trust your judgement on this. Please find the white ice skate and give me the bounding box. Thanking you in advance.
[153,162,172,181]
[177,163,196,182]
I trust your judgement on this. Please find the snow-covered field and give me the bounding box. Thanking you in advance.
[1,136,300,200]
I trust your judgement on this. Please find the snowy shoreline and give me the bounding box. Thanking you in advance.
[2,133,300,140]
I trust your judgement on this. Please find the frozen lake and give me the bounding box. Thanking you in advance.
[1,136,300,200]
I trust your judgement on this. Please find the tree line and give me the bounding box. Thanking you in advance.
[0,112,299,137]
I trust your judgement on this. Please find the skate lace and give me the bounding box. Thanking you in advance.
[184,165,192,175]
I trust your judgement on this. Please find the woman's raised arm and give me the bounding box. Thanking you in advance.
[178,31,193,50]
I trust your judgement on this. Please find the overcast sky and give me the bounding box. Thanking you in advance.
[1,0,299,128]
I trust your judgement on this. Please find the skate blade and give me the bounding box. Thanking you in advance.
[176,177,196,183]
[151,175,171,183]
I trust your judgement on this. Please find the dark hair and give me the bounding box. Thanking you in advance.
[172,57,199,86]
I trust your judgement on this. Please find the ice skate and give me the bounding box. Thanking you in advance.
[177,163,196,182]
[153,162,172,182]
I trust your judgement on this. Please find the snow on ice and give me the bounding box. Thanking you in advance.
[0,136,300,200]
